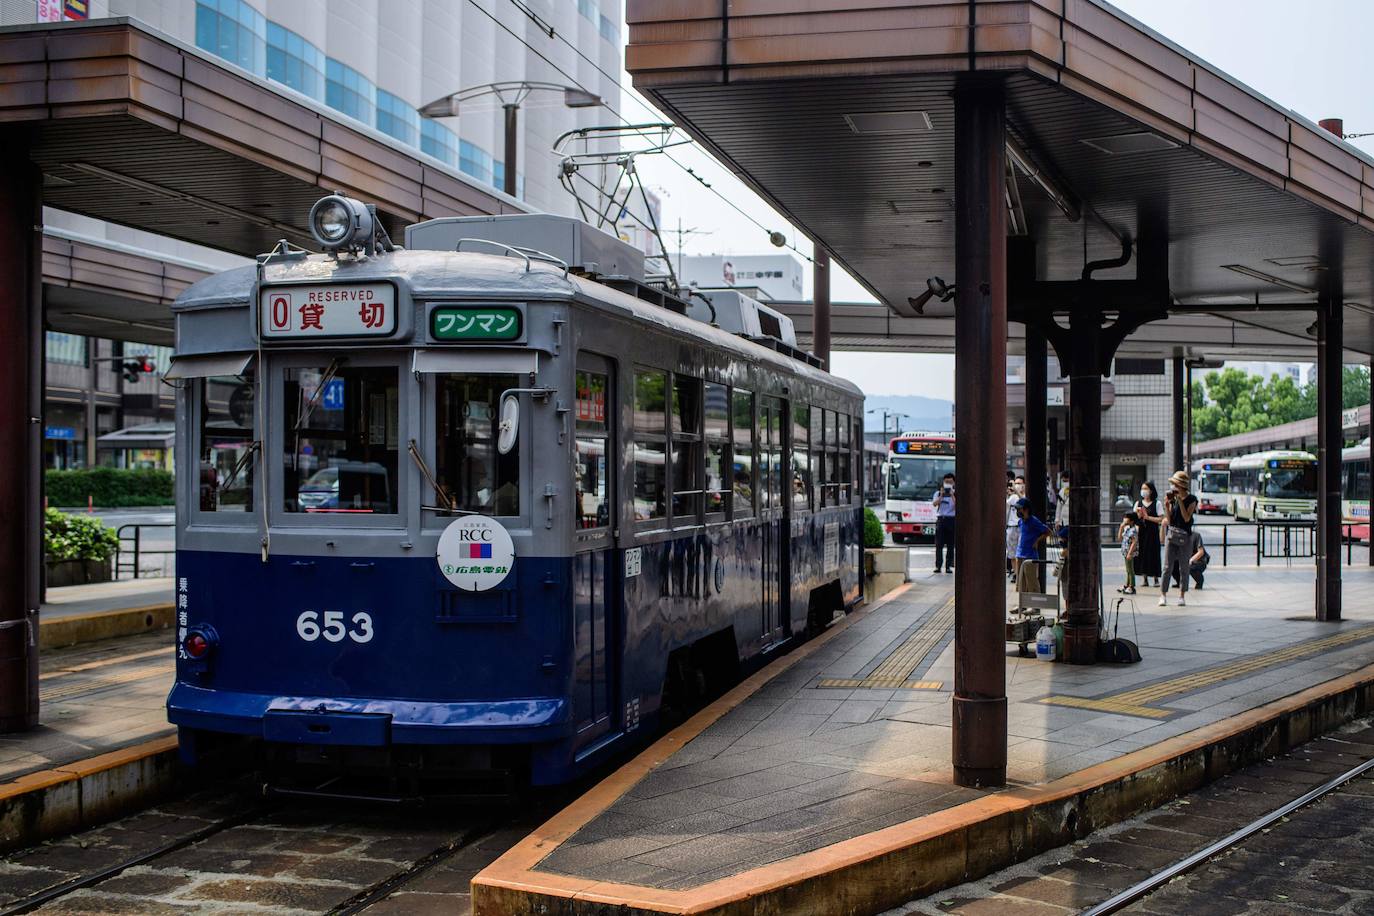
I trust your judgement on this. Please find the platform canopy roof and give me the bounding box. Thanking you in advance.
[1,18,526,344]
[626,0,1374,362]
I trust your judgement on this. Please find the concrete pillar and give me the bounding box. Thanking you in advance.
[1172,354,1185,473]
[0,143,41,732]
[1316,296,1342,621]
[1064,301,1102,663]
[812,248,831,370]
[950,79,1008,789]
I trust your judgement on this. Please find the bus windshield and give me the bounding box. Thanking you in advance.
[1199,471,1229,494]
[888,456,955,501]
[1263,464,1317,499]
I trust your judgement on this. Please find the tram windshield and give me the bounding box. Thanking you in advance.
[435,373,520,516]
[888,455,955,501]
[199,372,256,512]
[1262,462,1318,500]
[283,364,399,514]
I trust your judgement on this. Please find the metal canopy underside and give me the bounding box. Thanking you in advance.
[626,0,1374,360]
[0,18,524,343]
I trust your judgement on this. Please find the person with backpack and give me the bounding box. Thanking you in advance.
[1172,530,1211,590]
[1159,470,1198,606]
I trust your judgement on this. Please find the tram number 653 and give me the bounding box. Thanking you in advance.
[296,611,374,643]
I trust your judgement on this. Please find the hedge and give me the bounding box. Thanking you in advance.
[46,468,174,508]
[44,507,120,561]
[863,507,885,549]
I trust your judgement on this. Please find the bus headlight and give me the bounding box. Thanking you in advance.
[309,194,373,251]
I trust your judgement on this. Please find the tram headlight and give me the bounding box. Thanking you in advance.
[308,194,373,251]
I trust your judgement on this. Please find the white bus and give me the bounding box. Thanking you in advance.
[883,433,954,544]
[1343,439,1370,542]
[1190,458,1231,515]
[1228,450,1318,522]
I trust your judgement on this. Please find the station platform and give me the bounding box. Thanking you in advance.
[38,577,174,649]
[0,629,174,782]
[473,565,1374,915]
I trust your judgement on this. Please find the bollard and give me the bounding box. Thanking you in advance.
[87,493,93,513]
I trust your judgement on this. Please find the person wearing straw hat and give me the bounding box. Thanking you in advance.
[1159,469,1198,606]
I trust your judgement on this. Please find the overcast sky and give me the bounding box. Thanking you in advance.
[621,1,1374,399]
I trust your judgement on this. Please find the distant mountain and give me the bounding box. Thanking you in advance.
[861,395,953,437]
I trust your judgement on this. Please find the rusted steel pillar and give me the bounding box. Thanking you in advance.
[1316,294,1343,621]
[813,247,831,369]
[1064,300,1102,663]
[1026,327,1048,526]
[1171,354,1185,473]
[0,141,41,732]
[951,78,1008,789]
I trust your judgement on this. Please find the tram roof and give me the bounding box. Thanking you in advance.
[626,0,1374,360]
[173,249,864,396]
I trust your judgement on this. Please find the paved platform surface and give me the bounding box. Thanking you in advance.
[41,577,174,621]
[886,716,1374,915]
[0,630,173,782]
[521,564,1374,894]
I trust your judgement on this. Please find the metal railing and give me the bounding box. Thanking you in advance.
[1085,518,1365,567]
[115,523,175,580]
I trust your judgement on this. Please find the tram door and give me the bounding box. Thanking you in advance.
[759,396,790,647]
[572,357,617,739]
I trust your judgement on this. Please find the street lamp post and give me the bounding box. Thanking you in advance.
[420,82,602,200]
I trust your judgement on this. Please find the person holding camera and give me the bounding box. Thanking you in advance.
[932,472,956,574]
[1159,470,1198,606]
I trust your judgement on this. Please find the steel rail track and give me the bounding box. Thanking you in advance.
[1081,751,1374,916]
[0,803,275,916]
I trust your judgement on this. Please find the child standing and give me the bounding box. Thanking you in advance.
[1117,513,1139,595]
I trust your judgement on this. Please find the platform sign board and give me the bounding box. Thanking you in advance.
[260,283,396,339]
[437,516,515,591]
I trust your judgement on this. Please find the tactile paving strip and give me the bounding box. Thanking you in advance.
[818,596,953,690]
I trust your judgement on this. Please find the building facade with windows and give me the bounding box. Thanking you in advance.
[8,0,624,469]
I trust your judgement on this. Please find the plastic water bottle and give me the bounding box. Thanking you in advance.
[1035,626,1056,662]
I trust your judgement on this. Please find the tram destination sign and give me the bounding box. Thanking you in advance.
[260,283,397,338]
[430,306,523,342]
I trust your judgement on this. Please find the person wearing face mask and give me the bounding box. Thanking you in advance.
[1133,481,1164,588]
[1159,470,1198,606]
[1006,475,1026,579]
[932,473,956,574]
[1053,472,1070,541]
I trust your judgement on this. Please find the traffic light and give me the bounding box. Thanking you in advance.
[121,357,155,383]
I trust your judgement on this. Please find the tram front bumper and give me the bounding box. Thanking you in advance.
[167,683,572,746]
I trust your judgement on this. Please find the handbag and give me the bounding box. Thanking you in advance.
[1166,525,1190,547]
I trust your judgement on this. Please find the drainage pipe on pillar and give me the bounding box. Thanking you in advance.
[1064,301,1103,663]
[1026,327,1048,526]
[0,145,41,732]
[1172,355,1185,473]
[950,79,1008,789]
[813,248,831,370]
[1316,295,1343,620]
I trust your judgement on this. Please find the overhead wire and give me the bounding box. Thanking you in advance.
[468,0,815,263]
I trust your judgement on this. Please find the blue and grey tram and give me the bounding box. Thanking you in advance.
[166,202,865,786]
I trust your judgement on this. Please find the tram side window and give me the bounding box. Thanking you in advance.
[839,412,853,503]
[435,373,520,516]
[575,370,609,530]
[633,369,667,521]
[704,382,729,516]
[199,372,255,512]
[792,404,811,511]
[811,407,825,507]
[732,388,755,518]
[672,375,703,521]
[283,365,399,515]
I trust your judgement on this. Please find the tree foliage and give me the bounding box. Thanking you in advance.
[1192,365,1371,442]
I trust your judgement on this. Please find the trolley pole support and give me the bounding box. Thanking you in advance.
[950,77,1008,789]
[1063,300,1103,663]
[1316,283,1343,621]
[0,141,41,732]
